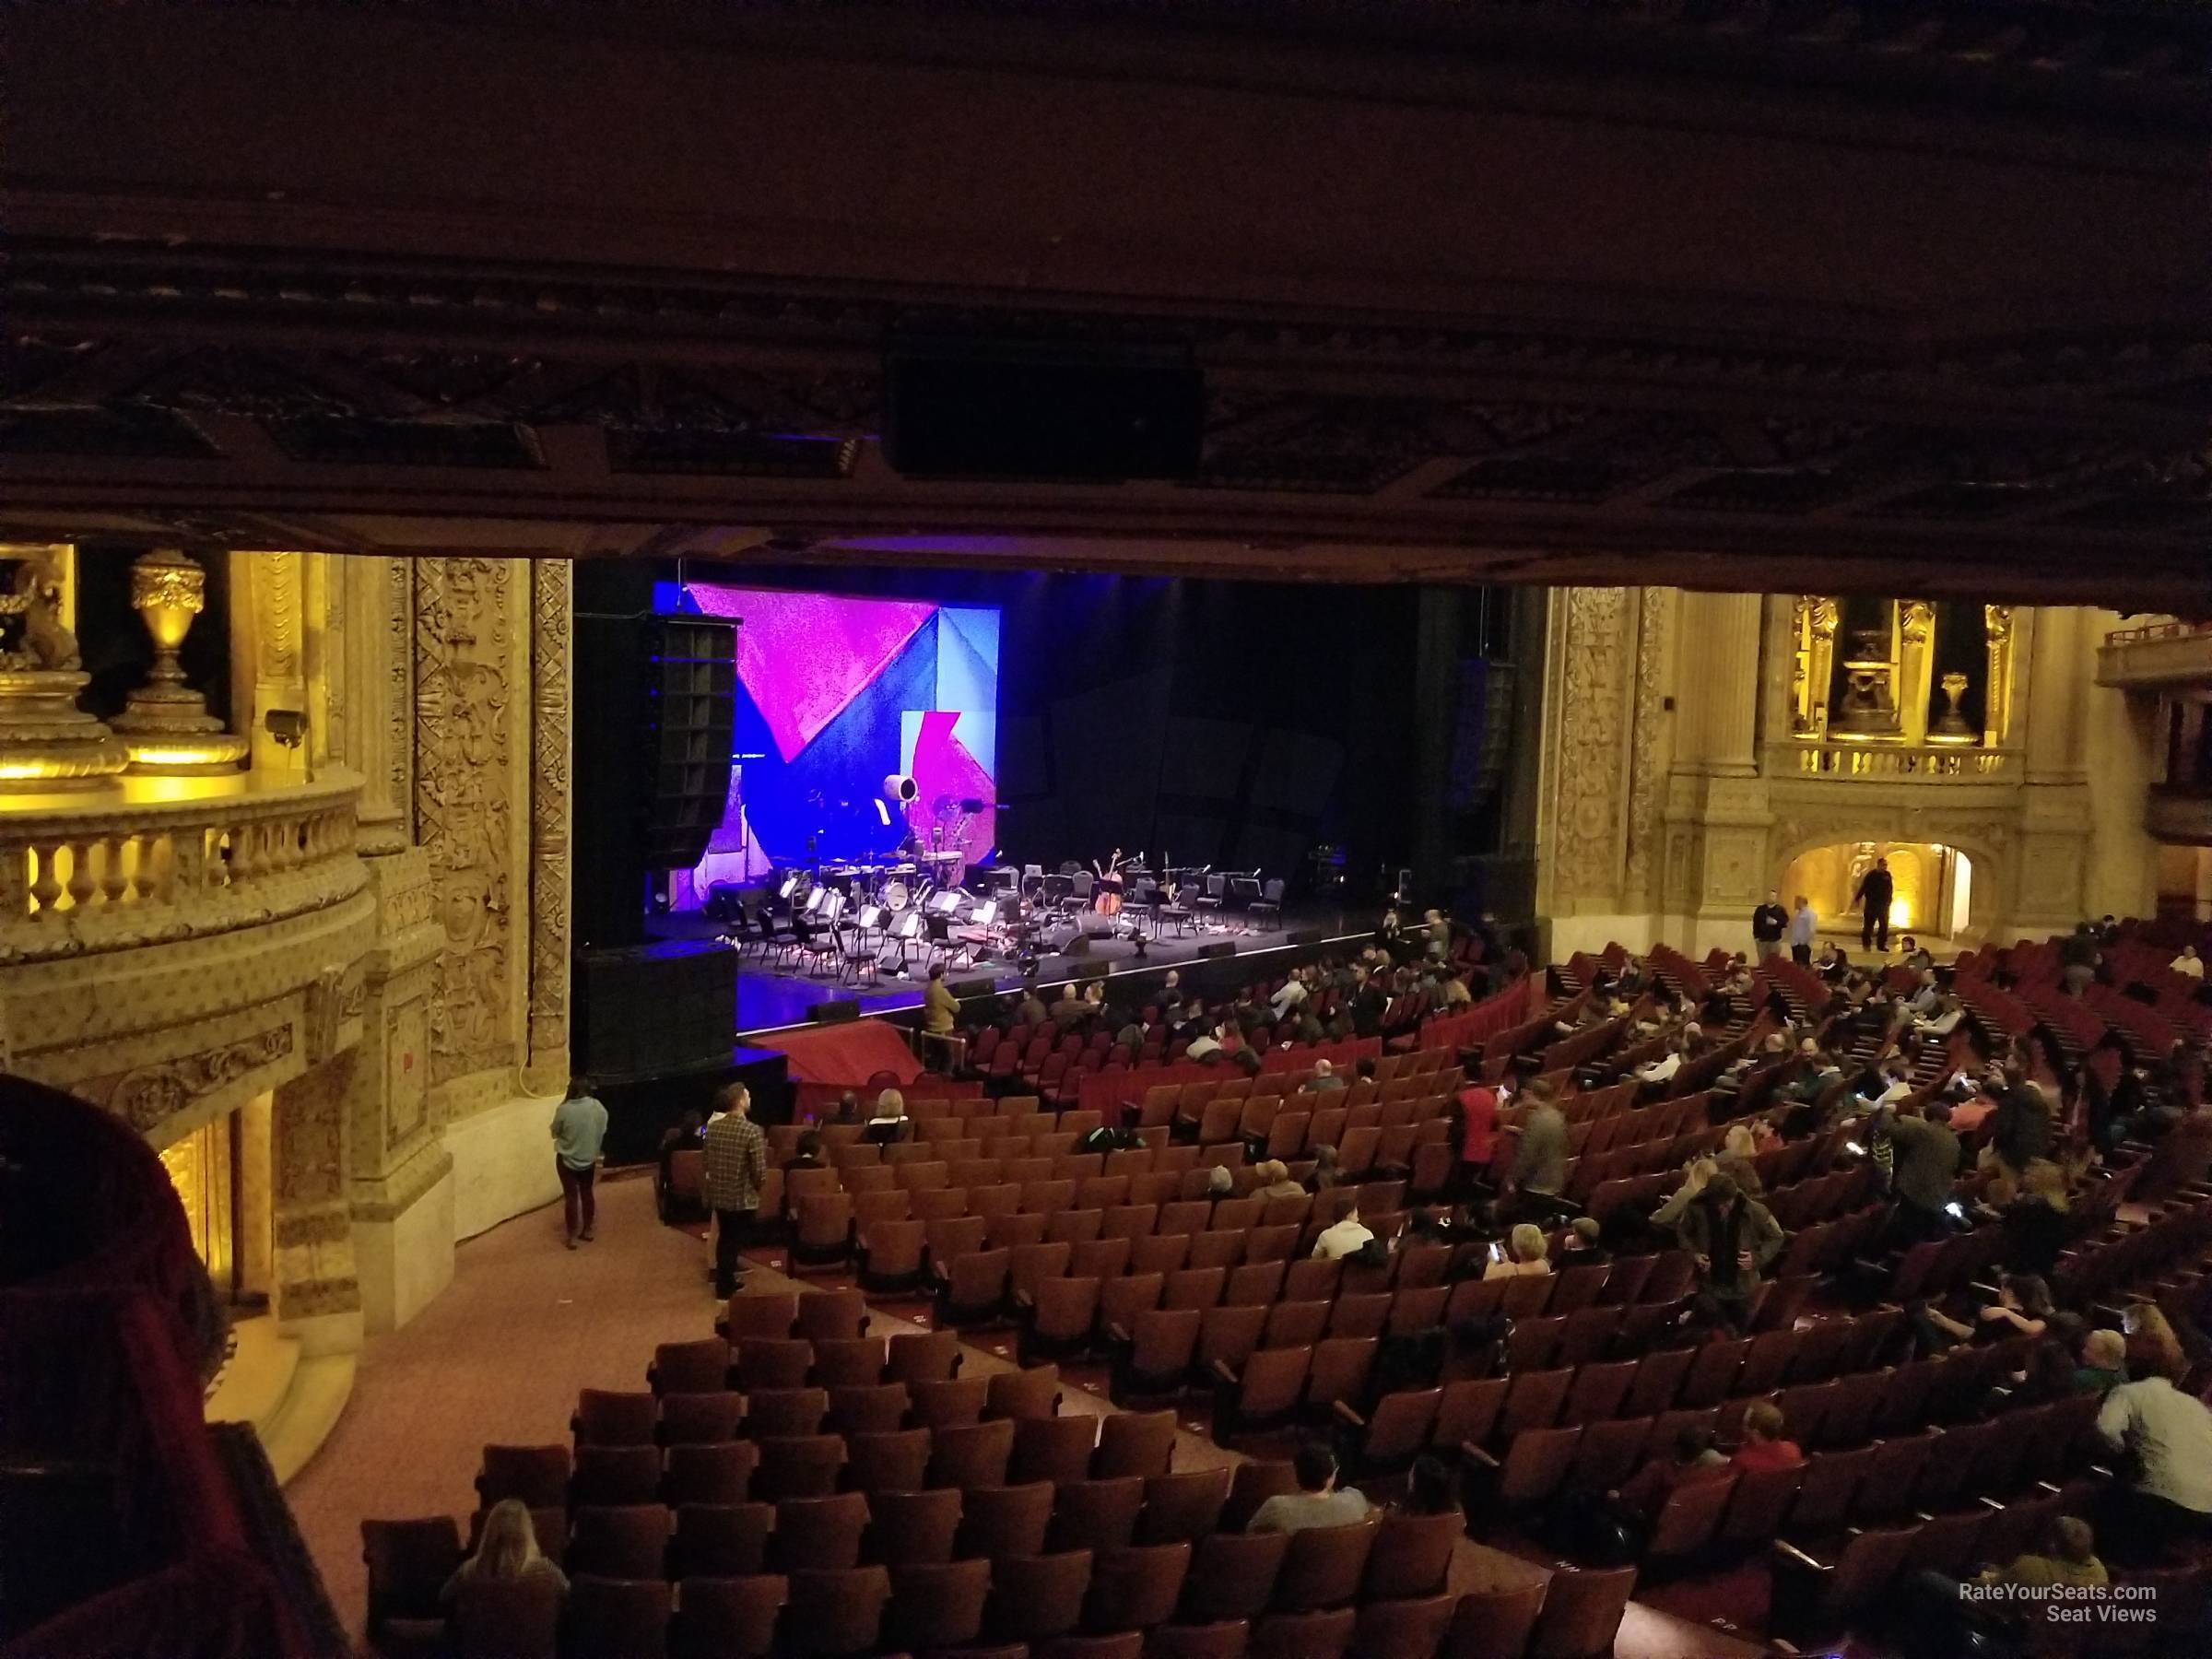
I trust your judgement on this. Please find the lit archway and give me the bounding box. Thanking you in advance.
[1777,839,1975,942]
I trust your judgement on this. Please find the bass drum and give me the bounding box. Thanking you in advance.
[881,877,911,912]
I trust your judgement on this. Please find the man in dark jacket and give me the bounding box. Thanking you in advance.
[1751,891,1789,962]
[1853,857,1895,952]
[1676,1171,1784,1323]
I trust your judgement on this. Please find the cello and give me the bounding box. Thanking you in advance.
[1092,848,1125,915]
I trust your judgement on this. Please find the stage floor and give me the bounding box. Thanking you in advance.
[650,905,1374,1037]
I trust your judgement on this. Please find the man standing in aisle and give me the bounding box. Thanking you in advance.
[702,1082,767,1298]
[1853,857,1895,953]
[549,1076,609,1250]
[1752,890,1789,962]
[1788,895,1818,967]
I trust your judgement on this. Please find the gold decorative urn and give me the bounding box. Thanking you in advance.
[111,548,249,774]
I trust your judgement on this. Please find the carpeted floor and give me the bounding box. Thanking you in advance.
[286,1171,1758,1658]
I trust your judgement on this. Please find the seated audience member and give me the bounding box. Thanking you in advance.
[1403,1453,1460,1517]
[824,1090,863,1126]
[1312,1205,1375,1261]
[1559,1214,1610,1265]
[1633,1035,1688,1090]
[1483,1222,1552,1280]
[1984,1514,2109,1592]
[1206,1164,1236,1199]
[2094,1346,2212,1564]
[1913,994,1964,1038]
[1730,1400,1804,1473]
[1018,986,1049,1027]
[1307,1057,1346,1093]
[2124,1301,2189,1381]
[866,1088,910,1142]
[1613,1425,1730,1526]
[1898,1515,2109,1659]
[2174,944,2204,980]
[442,1499,569,1605]
[1715,1124,1765,1194]
[2074,1327,2129,1396]
[786,1131,827,1173]
[1184,1024,1226,1063]
[1307,1144,1345,1192]
[1249,1441,1373,1534]
[1269,971,1310,1019]
[1253,1160,1306,1201]
[1915,1272,2053,1353]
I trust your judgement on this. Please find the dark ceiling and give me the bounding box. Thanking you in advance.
[4,2,2208,606]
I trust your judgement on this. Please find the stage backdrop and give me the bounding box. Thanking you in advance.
[661,581,999,901]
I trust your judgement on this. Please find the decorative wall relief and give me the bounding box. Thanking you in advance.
[414,558,517,1087]
[1621,588,1674,911]
[1549,586,1633,909]
[89,1024,297,1135]
[527,559,571,1074]
[275,1053,351,1209]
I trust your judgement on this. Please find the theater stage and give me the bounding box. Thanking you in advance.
[649,905,1375,1038]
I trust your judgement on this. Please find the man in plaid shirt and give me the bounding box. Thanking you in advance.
[702,1083,767,1297]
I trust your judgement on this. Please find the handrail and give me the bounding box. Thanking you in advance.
[2103,618,2212,647]
[0,769,366,964]
[1785,741,2014,780]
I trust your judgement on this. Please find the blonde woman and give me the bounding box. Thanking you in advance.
[441,1499,568,1604]
[1484,1222,1552,1279]
[1652,1157,1718,1230]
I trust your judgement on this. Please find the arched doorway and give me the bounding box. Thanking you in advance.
[1777,840,1976,943]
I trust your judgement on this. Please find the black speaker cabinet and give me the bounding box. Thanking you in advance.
[1197,942,1239,959]
[806,999,860,1024]
[1288,928,1325,946]
[950,978,996,1001]
[641,616,737,870]
[573,940,737,1082]
[573,606,737,947]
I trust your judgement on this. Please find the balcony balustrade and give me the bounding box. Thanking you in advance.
[0,771,366,965]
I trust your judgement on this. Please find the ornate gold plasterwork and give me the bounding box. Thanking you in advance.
[1983,605,2015,747]
[92,1025,298,1135]
[526,559,571,1076]
[1548,586,1634,908]
[414,558,518,1088]
[1621,588,1672,910]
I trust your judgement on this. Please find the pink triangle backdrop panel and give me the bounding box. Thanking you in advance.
[903,709,998,865]
[688,584,936,762]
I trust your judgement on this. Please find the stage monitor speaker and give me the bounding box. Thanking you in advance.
[1197,942,1238,959]
[1288,928,1325,946]
[950,978,995,1001]
[574,940,736,1081]
[807,998,860,1024]
[884,336,1203,480]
